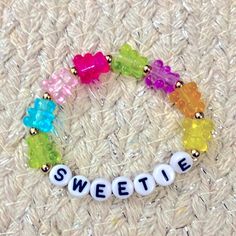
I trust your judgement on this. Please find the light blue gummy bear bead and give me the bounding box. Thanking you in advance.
[23,98,56,132]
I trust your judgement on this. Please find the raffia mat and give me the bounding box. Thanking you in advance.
[0,0,236,235]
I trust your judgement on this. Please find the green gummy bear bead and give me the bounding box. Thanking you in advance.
[111,44,148,79]
[26,133,62,168]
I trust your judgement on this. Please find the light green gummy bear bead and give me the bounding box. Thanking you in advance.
[111,44,148,79]
[26,133,62,168]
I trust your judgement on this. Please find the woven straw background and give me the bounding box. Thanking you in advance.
[0,0,236,235]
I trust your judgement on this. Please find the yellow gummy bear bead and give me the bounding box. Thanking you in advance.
[26,133,62,168]
[183,118,214,152]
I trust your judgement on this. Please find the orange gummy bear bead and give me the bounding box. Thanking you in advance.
[169,82,205,118]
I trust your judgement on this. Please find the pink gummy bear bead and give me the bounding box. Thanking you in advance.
[73,52,110,84]
[41,68,79,105]
[144,60,180,94]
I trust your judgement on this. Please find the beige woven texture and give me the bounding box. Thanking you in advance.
[0,0,236,235]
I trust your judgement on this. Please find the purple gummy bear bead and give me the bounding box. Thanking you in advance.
[144,60,180,94]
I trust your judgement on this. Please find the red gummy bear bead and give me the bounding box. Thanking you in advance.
[73,52,110,84]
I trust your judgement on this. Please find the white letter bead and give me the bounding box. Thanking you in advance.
[90,178,112,201]
[112,176,134,199]
[170,151,193,174]
[133,173,156,196]
[68,175,90,198]
[49,164,72,187]
[153,164,175,186]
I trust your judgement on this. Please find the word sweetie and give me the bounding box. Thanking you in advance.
[49,152,192,201]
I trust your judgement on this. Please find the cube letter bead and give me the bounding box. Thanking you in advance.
[73,52,110,84]
[41,68,78,105]
[49,164,72,187]
[26,133,62,168]
[111,44,148,79]
[183,118,214,152]
[144,60,180,93]
[23,98,56,132]
[169,82,205,118]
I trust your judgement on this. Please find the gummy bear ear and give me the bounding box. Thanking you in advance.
[120,44,131,53]
[154,60,163,67]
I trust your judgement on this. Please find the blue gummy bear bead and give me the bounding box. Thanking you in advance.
[23,98,56,132]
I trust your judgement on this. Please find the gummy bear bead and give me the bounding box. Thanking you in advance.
[144,60,180,94]
[73,52,110,84]
[169,82,205,118]
[26,133,62,168]
[41,68,79,105]
[23,98,56,132]
[183,118,214,152]
[111,44,148,79]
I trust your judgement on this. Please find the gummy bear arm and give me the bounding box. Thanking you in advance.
[182,118,193,129]
[23,116,32,127]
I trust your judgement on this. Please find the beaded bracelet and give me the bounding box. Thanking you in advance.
[22,44,214,201]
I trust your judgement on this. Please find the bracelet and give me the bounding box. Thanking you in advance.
[22,43,214,201]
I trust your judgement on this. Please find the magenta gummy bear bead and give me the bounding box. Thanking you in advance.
[41,68,78,105]
[144,60,180,94]
[73,52,110,84]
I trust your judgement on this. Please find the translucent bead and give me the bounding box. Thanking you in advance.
[169,82,205,118]
[111,44,148,79]
[41,68,78,105]
[23,98,56,132]
[183,118,214,152]
[26,133,62,168]
[73,52,110,84]
[144,60,180,93]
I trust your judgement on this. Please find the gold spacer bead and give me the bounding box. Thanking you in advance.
[70,67,77,76]
[175,81,184,88]
[29,127,39,135]
[191,150,200,161]
[195,112,204,119]
[106,55,112,64]
[41,164,51,173]
[42,92,52,100]
[143,65,151,74]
